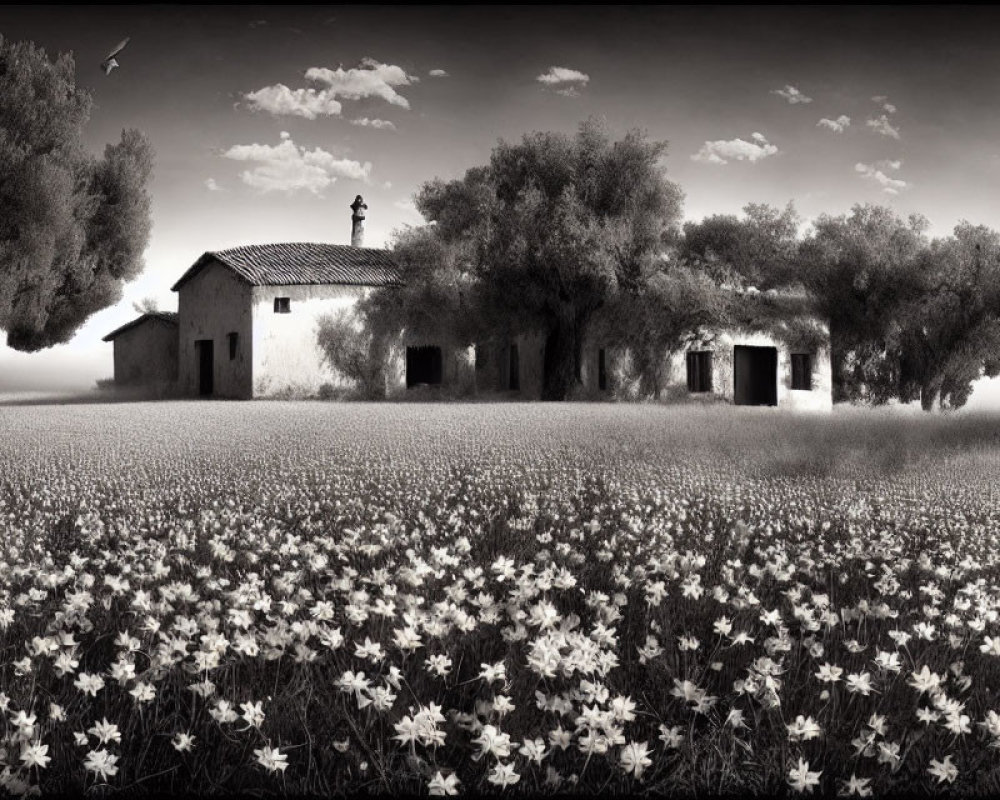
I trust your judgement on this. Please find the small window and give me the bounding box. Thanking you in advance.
[686,351,713,393]
[791,353,813,390]
[598,348,607,391]
[228,332,238,360]
[273,297,291,314]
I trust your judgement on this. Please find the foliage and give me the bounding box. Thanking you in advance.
[797,205,929,404]
[407,117,684,400]
[3,403,1000,795]
[315,308,393,399]
[597,264,729,399]
[891,223,1000,410]
[681,203,802,290]
[0,36,155,352]
[131,297,160,315]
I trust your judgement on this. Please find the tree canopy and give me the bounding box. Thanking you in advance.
[0,36,154,351]
[384,118,684,399]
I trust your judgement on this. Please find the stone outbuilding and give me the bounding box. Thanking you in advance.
[101,312,179,389]
[170,241,401,398]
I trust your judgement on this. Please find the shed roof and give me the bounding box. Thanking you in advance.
[101,312,179,342]
[170,243,402,292]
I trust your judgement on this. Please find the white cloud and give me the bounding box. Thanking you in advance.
[771,84,812,104]
[817,115,851,133]
[428,69,448,77]
[872,95,897,113]
[222,131,371,194]
[204,178,224,192]
[243,84,343,120]
[351,117,397,131]
[244,58,417,119]
[536,66,589,95]
[855,160,908,194]
[691,132,779,165]
[866,114,901,139]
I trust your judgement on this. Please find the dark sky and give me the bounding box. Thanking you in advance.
[3,5,1000,401]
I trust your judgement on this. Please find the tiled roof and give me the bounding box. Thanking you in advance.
[170,243,402,292]
[102,312,178,342]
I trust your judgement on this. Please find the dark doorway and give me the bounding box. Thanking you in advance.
[508,344,520,391]
[195,340,214,397]
[598,348,607,391]
[406,346,442,387]
[734,345,777,406]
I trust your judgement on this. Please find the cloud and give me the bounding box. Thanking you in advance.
[222,131,371,194]
[351,117,397,131]
[536,66,589,95]
[204,178,224,192]
[428,69,449,77]
[817,115,851,133]
[872,95,896,113]
[855,160,908,194]
[244,59,417,119]
[243,85,343,119]
[771,84,812,104]
[691,132,779,165]
[248,19,268,28]
[866,114,901,139]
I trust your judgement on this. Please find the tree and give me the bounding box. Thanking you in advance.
[132,296,159,314]
[681,203,801,289]
[797,205,927,403]
[598,264,728,398]
[315,307,393,399]
[892,223,1000,409]
[414,118,684,400]
[0,36,154,351]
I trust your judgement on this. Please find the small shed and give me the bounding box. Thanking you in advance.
[101,312,179,388]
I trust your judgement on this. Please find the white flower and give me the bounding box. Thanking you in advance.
[172,732,196,752]
[20,741,51,770]
[88,718,122,745]
[619,741,653,779]
[428,771,460,796]
[787,757,822,793]
[83,748,120,781]
[487,761,520,788]
[927,754,958,784]
[472,724,512,761]
[254,744,289,773]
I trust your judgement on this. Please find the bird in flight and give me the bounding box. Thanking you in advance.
[100,37,130,75]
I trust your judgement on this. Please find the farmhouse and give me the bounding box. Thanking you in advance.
[168,196,405,399]
[103,196,832,408]
[101,311,179,389]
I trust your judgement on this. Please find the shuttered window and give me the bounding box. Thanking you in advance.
[686,351,713,393]
[273,297,291,313]
[791,353,813,390]
[228,332,238,360]
[598,348,607,391]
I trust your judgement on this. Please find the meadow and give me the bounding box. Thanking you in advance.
[1,400,1000,797]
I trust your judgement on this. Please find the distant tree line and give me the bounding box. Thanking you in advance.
[329,119,999,410]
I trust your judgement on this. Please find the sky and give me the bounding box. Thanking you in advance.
[2,4,1000,405]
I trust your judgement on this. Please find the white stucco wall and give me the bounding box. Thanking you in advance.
[670,327,833,411]
[251,284,371,398]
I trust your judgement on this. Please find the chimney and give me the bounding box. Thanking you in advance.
[350,195,367,247]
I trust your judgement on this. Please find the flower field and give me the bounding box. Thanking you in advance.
[2,400,1000,797]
